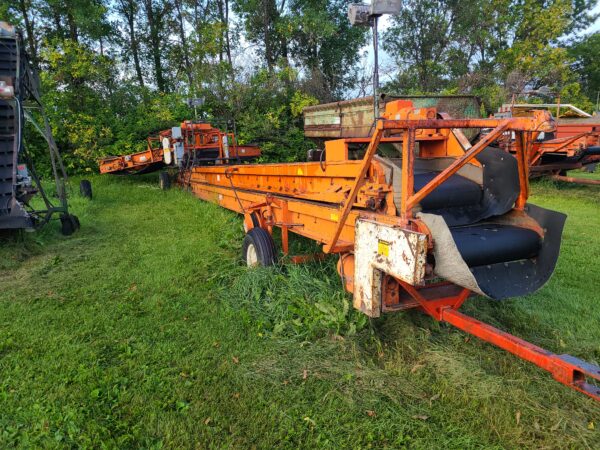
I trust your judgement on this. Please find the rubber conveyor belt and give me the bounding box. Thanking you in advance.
[450,224,541,267]
[410,150,564,299]
[414,159,542,268]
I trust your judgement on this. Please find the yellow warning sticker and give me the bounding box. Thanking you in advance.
[377,240,390,257]
[297,168,304,175]
[330,213,339,222]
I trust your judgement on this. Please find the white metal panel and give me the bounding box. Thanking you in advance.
[353,219,427,317]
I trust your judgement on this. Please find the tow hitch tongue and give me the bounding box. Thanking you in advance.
[440,308,600,402]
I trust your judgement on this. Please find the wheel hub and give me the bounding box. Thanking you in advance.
[246,243,258,266]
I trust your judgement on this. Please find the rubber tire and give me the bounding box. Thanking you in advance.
[80,179,92,199]
[159,171,171,190]
[251,212,260,228]
[60,214,80,236]
[242,227,276,267]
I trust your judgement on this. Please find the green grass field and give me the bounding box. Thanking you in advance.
[1,174,599,448]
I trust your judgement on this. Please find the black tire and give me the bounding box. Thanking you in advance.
[79,179,92,199]
[60,214,79,236]
[159,171,171,190]
[72,215,81,230]
[251,212,260,228]
[242,227,276,267]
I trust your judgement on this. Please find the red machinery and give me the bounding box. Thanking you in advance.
[176,100,600,402]
[99,121,260,175]
[495,104,600,184]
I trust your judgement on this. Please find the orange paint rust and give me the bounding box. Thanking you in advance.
[189,159,391,209]
[497,116,600,174]
[190,181,358,249]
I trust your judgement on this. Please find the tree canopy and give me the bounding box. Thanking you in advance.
[1,0,598,172]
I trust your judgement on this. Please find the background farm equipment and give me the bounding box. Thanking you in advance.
[98,121,261,176]
[179,99,600,402]
[495,103,600,184]
[0,23,78,235]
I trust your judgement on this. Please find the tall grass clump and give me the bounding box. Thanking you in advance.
[226,260,368,339]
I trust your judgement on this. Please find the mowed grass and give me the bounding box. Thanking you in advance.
[0,173,599,449]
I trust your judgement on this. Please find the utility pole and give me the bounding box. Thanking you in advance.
[372,15,379,119]
[349,1,402,121]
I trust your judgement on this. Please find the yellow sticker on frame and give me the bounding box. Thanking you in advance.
[377,240,390,257]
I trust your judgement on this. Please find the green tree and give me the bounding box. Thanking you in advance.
[115,0,146,88]
[40,40,115,169]
[286,0,367,101]
[383,0,452,93]
[383,0,598,112]
[142,0,170,92]
[233,0,288,70]
[497,1,597,110]
[569,32,600,107]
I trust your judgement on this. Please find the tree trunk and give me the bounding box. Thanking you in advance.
[263,0,273,70]
[217,0,224,63]
[143,0,166,92]
[224,0,232,67]
[174,0,193,87]
[66,11,78,42]
[52,11,64,38]
[18,0,39,69]
[121,0,145,88]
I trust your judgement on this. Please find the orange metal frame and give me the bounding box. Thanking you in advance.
[183,104,600,402]
[325,112,549,252]
[502,130,600,164]
[188,109,554,255]
[498,121,600,182]
[98,146,163,174]
[99,121,261,174]
[177,122,261,162]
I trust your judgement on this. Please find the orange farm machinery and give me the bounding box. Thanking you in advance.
[495,103,600,185]
[98,121,261,175]
[175,99,600,402]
